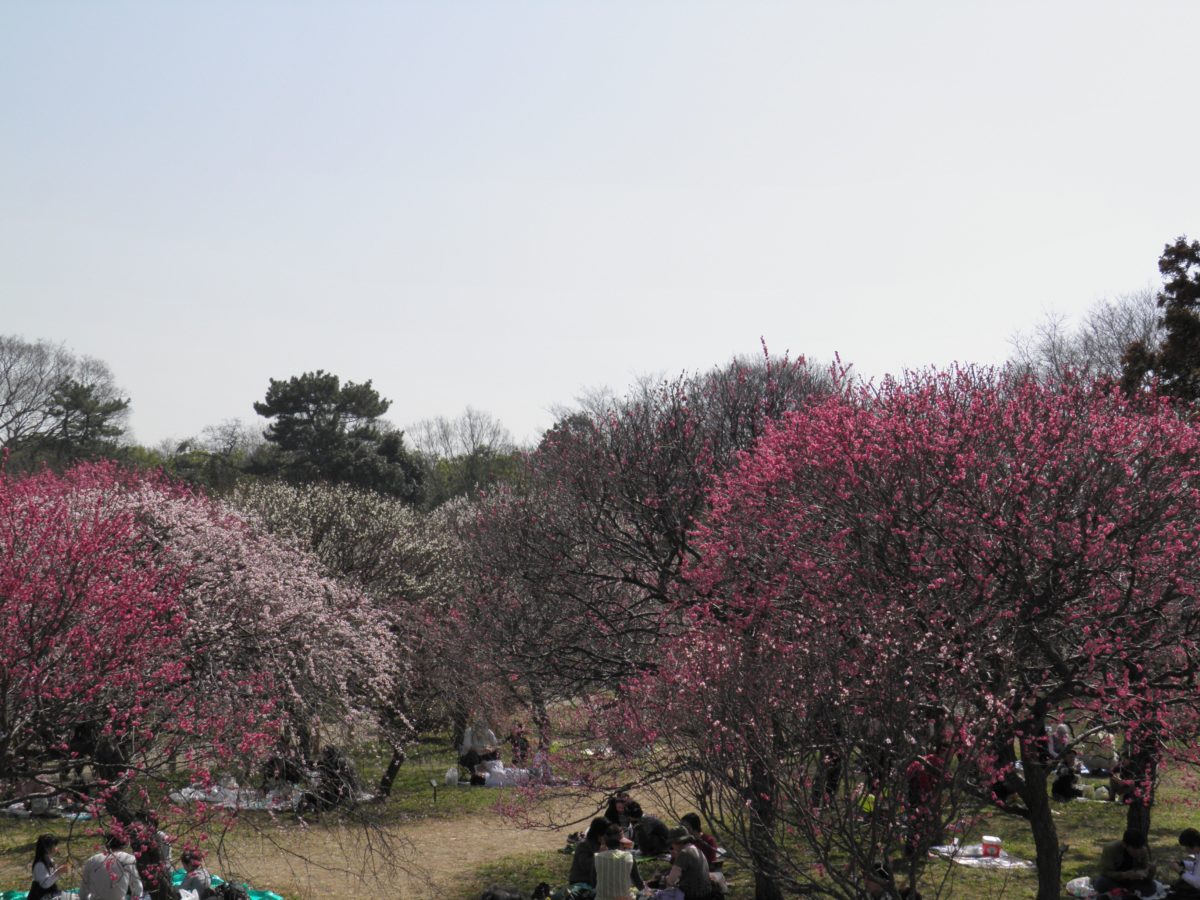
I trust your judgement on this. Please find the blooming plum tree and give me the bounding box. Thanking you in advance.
[0,463,277,824]
[633,369,1200,900]
[0,458,405,844]
[231,480,465,794]
[127,478,401,773]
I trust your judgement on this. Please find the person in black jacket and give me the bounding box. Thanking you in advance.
[627,801,670,857]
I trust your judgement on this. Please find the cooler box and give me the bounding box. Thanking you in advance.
[981,835,1002,858]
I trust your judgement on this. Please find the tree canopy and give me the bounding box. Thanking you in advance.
[616,368,1200,899]
[409,407,522,508]
[0,464,276,822]
[252,370,423,501]
[0,336,129,470]
[42,378,130,463]
[1123,235,1200,400]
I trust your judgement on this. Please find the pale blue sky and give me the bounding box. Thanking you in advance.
[2,2,1197,446]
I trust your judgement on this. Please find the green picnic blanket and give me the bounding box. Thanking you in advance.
[1,872,283,900]
[169,870,283,900]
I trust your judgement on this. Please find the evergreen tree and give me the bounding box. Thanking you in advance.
[1122,235,1200,400]
[252,370,423,501]
[40,378,130,464]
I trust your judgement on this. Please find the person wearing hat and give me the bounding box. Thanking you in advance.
[680,813,719,866]
[661,825,712,900]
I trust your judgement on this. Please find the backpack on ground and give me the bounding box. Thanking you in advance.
[213,884,251,900]
[480,887,525,900]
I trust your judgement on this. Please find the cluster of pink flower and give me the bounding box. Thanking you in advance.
[0,462,401,835]
[618,369,1200,897]
[464,364,1200,899]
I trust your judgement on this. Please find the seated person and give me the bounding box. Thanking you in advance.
[658,826,711,900]
[179,850,212,897]
[595,825,644,900]
[1079,731,1119,775]
[860,860,921,899]
[605,792,632,828]
[568,818,611,888]
[1108,756,1141,805]
[1169,828,1200,897]
[1046,723,1073,759]
[1051,748,1084,801]
[990,774,1023,808]
[81,833,143,900]
[1095,828,1157,898]
[627,801,670,857]
[681,813,719,866]
[29,833,70,900]
[459,719,501,768]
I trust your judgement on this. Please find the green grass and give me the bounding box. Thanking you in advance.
[366,739,504,822]
[448,765,1200,899]
[444,849,565,897]
[6,738,1199,900]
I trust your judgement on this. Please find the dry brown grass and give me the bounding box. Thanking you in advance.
[211,813,574,899]
[0,800,587,900]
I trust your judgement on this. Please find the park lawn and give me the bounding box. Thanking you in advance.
[5,746,1200,900]
[0,735,509,896]
[449,763,1200,899]
[359,736,507,823]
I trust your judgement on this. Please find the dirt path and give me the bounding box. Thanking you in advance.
[218,807,580,899]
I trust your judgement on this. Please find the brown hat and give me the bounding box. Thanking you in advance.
[668,826,693,844]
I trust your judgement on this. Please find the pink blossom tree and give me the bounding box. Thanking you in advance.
[2,462,402,831]
[629,369,1200,899]
[231,480,464,794]
[127,477,402,778]
[0,463,278,825]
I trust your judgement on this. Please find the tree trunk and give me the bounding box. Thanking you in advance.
[451,702,468,755]
[96,735,133,822]
[1019,736,1063,900]
[748,751,783,900]
[1123,726,1160,841]
[529,689,552,752]
[376,746,406,798]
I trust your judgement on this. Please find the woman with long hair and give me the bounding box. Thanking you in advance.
[568,818,611,888]
[29,833,70,900]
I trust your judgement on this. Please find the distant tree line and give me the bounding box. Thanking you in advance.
[0,352,522,508]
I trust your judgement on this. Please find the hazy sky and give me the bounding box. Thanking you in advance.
[3,2,1198,447]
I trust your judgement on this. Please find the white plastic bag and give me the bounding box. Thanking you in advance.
[445,766,459,785]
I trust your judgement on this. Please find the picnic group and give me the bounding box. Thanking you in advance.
[24,829,246,900]
[457,721,724,900]
[554,794,725,900]
[474,713,1200,900]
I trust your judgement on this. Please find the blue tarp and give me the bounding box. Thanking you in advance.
[1,871,284,900]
